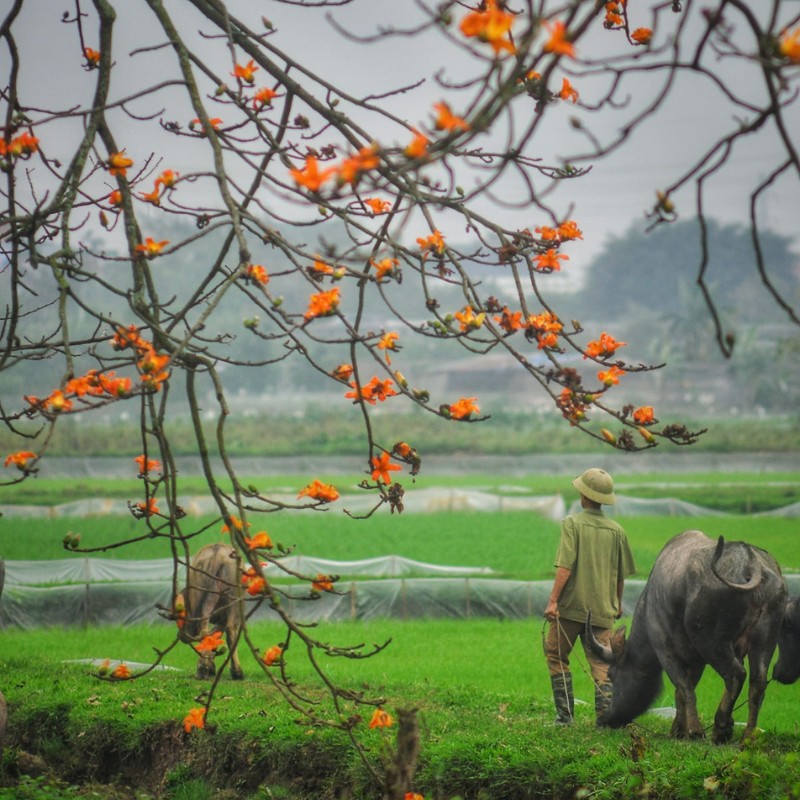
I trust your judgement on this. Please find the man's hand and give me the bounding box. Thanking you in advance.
[544,599,559,621]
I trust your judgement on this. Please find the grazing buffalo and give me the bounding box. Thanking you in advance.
[773,596,800,685]
[176,542,244,680]
[586,530,787,743]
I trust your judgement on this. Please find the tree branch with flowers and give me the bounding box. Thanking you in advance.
[1,0,798,795]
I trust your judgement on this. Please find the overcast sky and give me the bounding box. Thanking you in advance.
[7,0,800,288]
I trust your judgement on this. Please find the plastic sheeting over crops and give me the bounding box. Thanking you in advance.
[2,555,798,629]
[0,489,567,521]
[5,490,800,522]
[0,574,627,629]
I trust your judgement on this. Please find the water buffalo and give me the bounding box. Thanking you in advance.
[176,542,244,680]
[773,596,800,685]
[586,530,787,743]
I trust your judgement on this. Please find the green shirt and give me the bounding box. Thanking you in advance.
[554,508,636,628]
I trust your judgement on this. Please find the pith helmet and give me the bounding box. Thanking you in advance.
[572,468,616,505]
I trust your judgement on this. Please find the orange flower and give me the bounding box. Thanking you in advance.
[247,576,267,596]
[196,630,224,654]
[135,237,169,257]
[304,287,341,320]
[253,87,279,109]
[632,406,655,426]
[331,363,354,382]
[369,707,393,729]
[454,306,486,332]
[377,332,400,363]
[584,331,627,359]
[4,450,37,470]
[527,311,563,349]
[598,365,625,386]
[348,376,398,405]
[138,348,170,376]
[189,117,223,134]
[631,27,653,45]
[416,230,446,258]
[245,531,273,550]
[433,101,470,132]
[449,397,480,419]
[107,151,133,177]
[405,794,425,800]
[140,185,161,206]
[134,454,162,476]
[243,264,269,285]
[183,707,206,732]
[232,59,258,84]
[46,390,73,413]
[136,497,159,517]
[364,197,390,215]
[111,325,143,352]
[155,169,179,190]
[534,248,569,272]
[559,78,579,103]
[289,155,336,192]
[111,663,131,680]
[779,27,800,63]
[83,47,101,67]
[221,514,247,534]
[337,145,379,185]
[98,372,131,397]
[404,129,430,159]
[543,20,575,58]
[371,257,399,282]
[535,225,559,241]
[298,479,340,503]
[108,190,123,208]
[138,349,170,391]
[371,451,402,484]
[459,0,516,55]
[310,259,335,277]
[494,306,524,334]
[263,645,283,666]
[312,574,335,592]
[4,132,38,158]
[558,220,583,241]
[604,1,624,28]
[65,372,103,398]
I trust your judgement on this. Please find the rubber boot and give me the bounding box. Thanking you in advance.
[595,681,613,726]
[551,672,574,725]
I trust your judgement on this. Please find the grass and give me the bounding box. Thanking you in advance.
[2,411,799,460]
[2,471,800,798]
[2,509,799,580]
[3,469,800,513]
[2,620,800,799]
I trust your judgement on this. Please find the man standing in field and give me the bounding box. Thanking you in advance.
[543,468,636,725]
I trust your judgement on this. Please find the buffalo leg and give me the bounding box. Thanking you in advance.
[740,647,774,742]
[710,657,746,744]
[666,661,705,739]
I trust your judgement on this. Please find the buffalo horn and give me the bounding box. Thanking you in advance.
[585,609,614,663]
[711,536,762,591]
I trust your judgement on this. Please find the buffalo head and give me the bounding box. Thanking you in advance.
[585,610,664,728]
[773,596,800,685]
